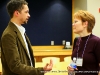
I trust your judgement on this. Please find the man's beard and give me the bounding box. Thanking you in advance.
[23,20,28,24]
[24,21,27,24]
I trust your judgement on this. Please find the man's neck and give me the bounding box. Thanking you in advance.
[11,18,21,26]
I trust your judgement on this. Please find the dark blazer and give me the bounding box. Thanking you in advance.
[1,21,44,75]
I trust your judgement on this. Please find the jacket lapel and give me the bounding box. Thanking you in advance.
[24,33,35,67]
[24,33,34,56]
[9,22,30,59]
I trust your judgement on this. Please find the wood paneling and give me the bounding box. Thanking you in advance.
[32,46,72,62]
[0,72,1,75]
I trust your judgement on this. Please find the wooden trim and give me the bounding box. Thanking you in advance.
[32,46,72,56]
[32,46,72,62]
[33,49,72,56]
[32,45,64,50]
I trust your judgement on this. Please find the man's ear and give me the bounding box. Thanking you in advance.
[14,10,19,17]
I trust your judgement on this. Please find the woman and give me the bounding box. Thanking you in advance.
[67,10,100,75]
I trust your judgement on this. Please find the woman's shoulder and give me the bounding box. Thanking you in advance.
[90,34,100,42]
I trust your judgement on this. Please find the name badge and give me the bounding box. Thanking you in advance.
[76,58,83,66]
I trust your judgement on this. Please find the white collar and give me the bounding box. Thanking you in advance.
[13,22,26,35]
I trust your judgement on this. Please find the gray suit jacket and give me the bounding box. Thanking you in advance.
[1,21,44,75]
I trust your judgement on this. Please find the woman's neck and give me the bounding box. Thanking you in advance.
[79,32,91,37]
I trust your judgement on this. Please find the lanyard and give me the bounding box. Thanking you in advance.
[77,34,91,58]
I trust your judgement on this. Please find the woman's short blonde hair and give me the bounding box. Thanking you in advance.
[73,10,95,32]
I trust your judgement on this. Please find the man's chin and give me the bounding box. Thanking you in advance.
[22,21,28,24]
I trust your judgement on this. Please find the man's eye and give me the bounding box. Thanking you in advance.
[25,11,29,13]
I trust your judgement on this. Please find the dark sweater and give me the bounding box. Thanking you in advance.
[72,34,100,75]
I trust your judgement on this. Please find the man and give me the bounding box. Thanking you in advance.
[0,0,53,75]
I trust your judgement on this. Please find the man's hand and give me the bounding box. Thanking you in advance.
[43,59,53,72]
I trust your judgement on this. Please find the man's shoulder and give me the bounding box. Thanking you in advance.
[1,24,17,39]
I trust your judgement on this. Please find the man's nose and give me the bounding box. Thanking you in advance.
[28,14,30,18]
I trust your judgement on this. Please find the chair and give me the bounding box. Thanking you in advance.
[64,56,72,67]
[42,57,60,67]
[34,58,36,62]
[35,62,43,68]
[44,62,68,75]
[64,56,71,62]
[55,62,68,75]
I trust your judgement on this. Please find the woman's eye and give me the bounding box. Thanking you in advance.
[74,21,77,23]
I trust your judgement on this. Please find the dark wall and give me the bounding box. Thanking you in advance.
[0,0,10,39]
[0,0,72,46]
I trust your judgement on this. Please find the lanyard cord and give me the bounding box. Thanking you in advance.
[77,34,91,58]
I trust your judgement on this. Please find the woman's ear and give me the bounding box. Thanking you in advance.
[85,21,88,25]
[83,21,88,27]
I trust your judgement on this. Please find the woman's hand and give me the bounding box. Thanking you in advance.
[67,66,75,71]
[67,65,78,74]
